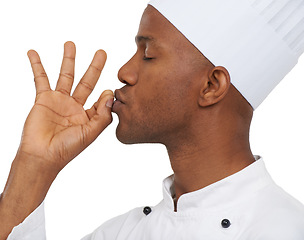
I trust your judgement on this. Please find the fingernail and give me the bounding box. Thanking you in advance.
[106,98,114,108]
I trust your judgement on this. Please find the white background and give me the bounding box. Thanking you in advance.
[0,0,303,239]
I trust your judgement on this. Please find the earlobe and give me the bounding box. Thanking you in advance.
[198,66,231,107]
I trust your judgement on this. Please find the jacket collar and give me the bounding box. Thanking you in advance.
[162,156,274,213]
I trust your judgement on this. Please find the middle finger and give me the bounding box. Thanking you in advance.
[55,41,76,95]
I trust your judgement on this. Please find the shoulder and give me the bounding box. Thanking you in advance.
[244,183,304,239]
[81,207,145,240]
[252,219,304,240]
[264,183,304,219]
[100,207,145,229]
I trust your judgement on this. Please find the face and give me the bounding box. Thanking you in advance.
[112,6,212,145]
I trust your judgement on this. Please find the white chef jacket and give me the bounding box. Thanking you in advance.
[7,157,304,239]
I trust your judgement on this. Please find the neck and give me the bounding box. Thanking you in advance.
[165,111,255,210]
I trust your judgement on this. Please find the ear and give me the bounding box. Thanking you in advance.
[198,66,231,107]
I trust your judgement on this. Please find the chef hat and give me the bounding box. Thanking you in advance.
[148,0,304,109]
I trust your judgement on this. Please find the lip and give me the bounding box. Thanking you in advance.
[114,89,125,104]
[112,89,125,113]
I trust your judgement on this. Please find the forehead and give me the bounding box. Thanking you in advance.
[136,5,206,60]
[137,6,186,47]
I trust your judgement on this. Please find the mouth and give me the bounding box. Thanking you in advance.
[112,89,125,113]
[114,89,125,104]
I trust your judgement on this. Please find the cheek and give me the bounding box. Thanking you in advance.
[134,71,196,127]
[116,61,201,144]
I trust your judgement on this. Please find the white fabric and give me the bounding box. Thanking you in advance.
[7,157,304,239]
[7,202,46,240]
[148,0,304,109]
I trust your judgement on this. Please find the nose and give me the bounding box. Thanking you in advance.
[117,55,138,86]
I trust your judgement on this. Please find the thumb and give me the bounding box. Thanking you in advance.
[83,90,114,145]
[97,90,114,117]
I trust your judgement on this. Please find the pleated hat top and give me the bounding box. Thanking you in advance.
[148,0,304,109]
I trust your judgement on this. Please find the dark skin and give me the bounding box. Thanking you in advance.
[114,6,255,207]
[0,5,255,239]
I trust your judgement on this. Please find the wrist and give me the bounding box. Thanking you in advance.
[0,153,58,238]
[2,151,58,206]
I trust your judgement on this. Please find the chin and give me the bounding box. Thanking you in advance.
[116,133,136,145]
[115,124,160,145]
[115,125,138,144]
[115,130,146,145]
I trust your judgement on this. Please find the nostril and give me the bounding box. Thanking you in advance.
[120,78,128,84]
[117,56,138,86]
[118,72,137,86]
[117,67,128,84]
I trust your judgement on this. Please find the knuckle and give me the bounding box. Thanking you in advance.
[63,56,75,60]
[93,102,98,111]
[73,96,85,105]
[57,88,70,95]
[59,72,74,80]
[90,64,102,72]
[31,61,42,66]
[34,72,47,78]
[103,112,113,125]
[79,81,94,91]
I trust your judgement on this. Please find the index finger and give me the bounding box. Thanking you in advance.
[72,50,107,106]
[27,50,51,96]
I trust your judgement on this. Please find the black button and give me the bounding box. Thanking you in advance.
[221,219,231,228]
[143,206,152,216]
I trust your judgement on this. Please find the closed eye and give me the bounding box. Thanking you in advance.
[143,56,154,61]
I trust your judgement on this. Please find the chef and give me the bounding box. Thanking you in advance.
[1,0,304,239]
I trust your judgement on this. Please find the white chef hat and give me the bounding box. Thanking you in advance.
[148,0,304,109]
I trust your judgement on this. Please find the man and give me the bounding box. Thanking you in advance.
[1,0,304,239]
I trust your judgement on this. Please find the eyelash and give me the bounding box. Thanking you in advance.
[143,56,153,61]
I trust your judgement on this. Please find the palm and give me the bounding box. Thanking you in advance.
[21,42,114,171]
[22,92,86,163]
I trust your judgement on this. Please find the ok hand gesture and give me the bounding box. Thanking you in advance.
[21,41,114,173]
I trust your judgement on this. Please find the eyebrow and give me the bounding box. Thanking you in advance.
[135,35,155,44]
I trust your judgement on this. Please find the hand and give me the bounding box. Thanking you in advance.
[20,41,114,173]
[0,42,113,239]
